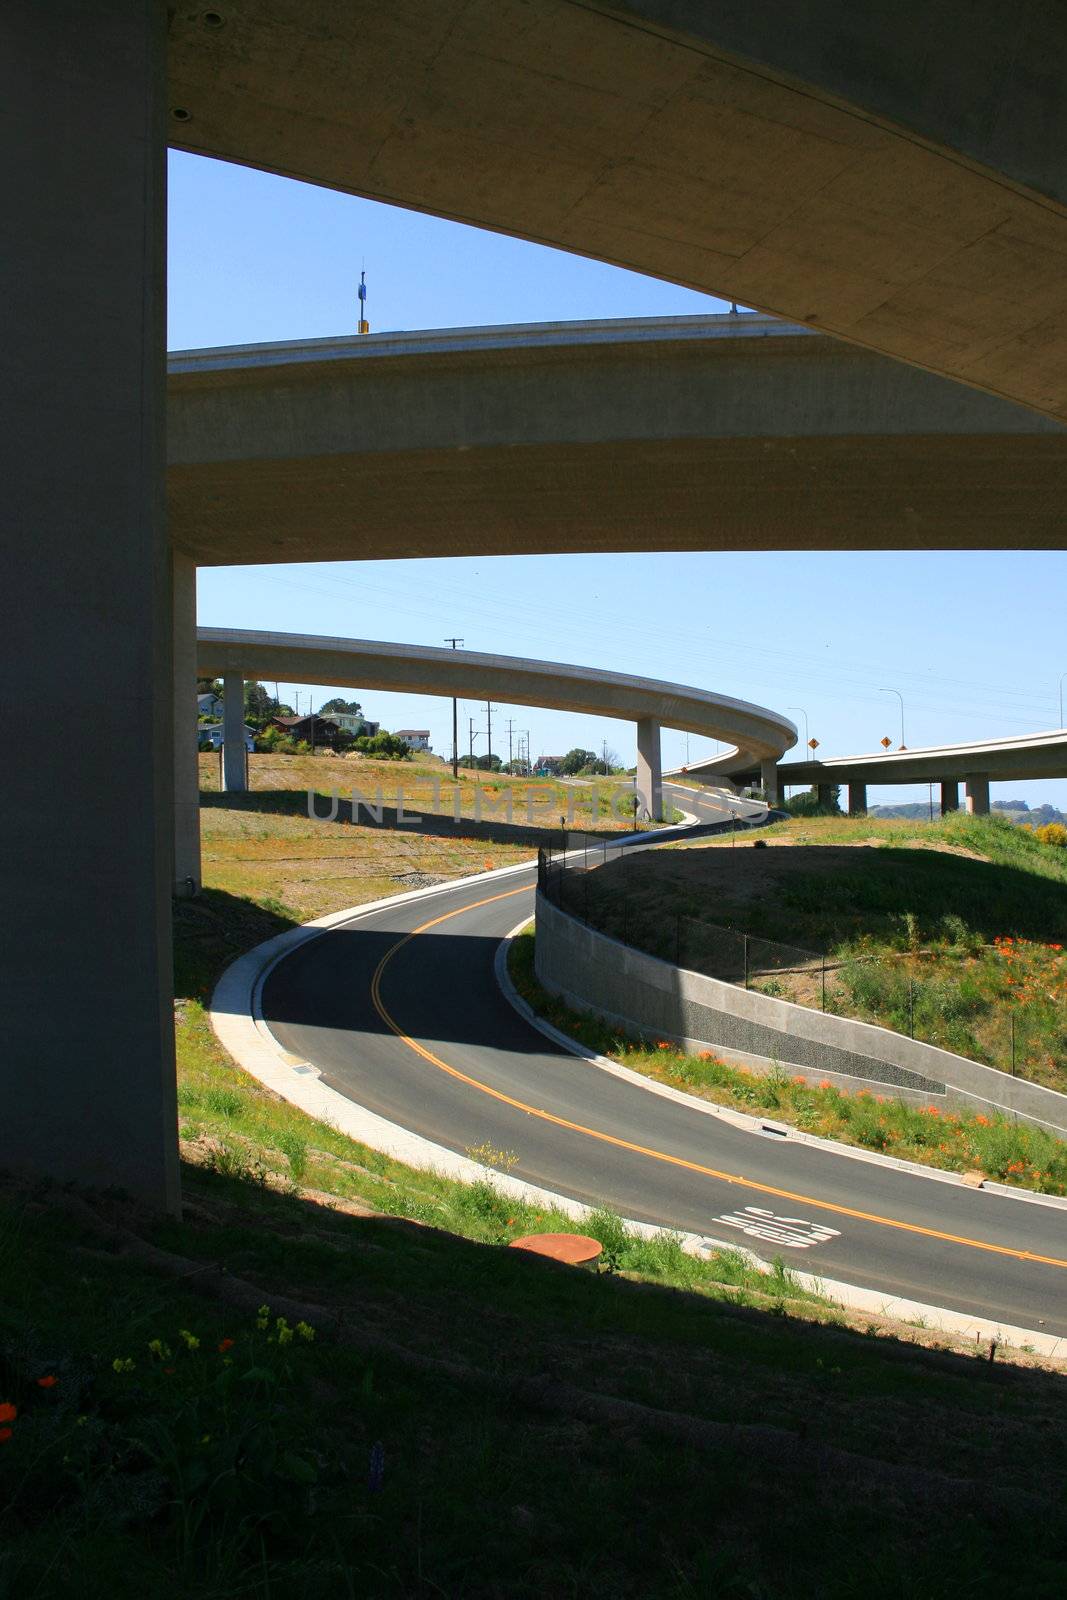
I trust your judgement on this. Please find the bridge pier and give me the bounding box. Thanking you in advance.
[940,779,960,814]
[3,1,178,1207]
[759,759,780,806]
[173,552,201,895]
[817,784,834,811]
[848,782,867,816]
[636,717,663,822]
[223,671,248,793]
[965,773,990,816]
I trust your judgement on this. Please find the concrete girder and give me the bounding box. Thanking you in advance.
[168,1,1067,425]
[167,321,1067,565]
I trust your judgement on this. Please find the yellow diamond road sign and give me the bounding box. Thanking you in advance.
[880,736,892,749]
[808,738,819,750]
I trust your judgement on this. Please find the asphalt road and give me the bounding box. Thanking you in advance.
[262,855,1067,1337]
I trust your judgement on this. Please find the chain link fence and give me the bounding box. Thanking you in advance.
[538,838,1053,1079]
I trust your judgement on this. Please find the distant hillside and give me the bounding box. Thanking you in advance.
[869,800,1066,824]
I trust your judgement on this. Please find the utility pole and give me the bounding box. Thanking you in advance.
[507,719,515,771]
[444,637,463,780]
[486,701,494,769]
[468,716,482,767]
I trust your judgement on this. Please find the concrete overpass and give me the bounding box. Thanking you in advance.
[13,0,1067,1206]
[167,1,1067,427]
[182,627,796,889]
[677,730,1067,816]
[169,316,1067,562]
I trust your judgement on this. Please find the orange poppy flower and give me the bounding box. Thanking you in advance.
[217,1339,235,1353]
[35,1376,57,1389]
[0,1428,11,1443]
[0,1403,16,1425]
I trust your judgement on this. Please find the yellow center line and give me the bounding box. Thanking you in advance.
[369,884,1067,1273]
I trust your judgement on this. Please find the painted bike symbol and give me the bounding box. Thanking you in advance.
[716,1205,841,1250]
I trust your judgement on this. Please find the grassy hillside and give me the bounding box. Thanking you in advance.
[197,752,634,923]
[566,813,1067,1089]
[4,796,1067,1594]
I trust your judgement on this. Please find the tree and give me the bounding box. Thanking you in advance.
[784,786,842,817]
[559,748,597,776]
[243,681,275,723]
[196,677,222,698]
[354,730,412,761]
[319,696,363,716]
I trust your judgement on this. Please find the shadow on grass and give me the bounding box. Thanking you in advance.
[174,887,300,1001]
[588,841,1067,951]
[200,784,602,849]
[29,1154,1063,1597]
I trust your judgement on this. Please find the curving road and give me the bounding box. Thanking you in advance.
[260,840,1067,1339]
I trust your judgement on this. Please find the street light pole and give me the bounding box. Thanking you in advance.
[1059,670,1067,729]
[878,687,906,749]
[787,706,809,754]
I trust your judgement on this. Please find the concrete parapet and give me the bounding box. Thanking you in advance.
[534,893,1067,1136]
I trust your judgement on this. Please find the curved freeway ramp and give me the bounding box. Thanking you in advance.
[215,862,1067,1345]
[195,624,796,817]
[169,315,1067,562]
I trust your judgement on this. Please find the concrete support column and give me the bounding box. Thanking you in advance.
[222,671,247,793]
[2,2,178,1206]
[636,717,663,822]
[759,759,780,806]
[848,782,867,816]
[965,773,990,816]
[817,784,834,811]
[173,551,201,895]
[940,779,960,814]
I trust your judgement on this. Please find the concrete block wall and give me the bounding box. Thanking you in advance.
[534,893,1067,1136]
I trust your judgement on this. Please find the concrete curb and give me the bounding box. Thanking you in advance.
[207,860,1064,1361]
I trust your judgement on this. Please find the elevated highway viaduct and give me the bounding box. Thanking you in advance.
[183,627,795,892]
[12,0,1067,1202]
[169,315,1067,565]
[677,730,1067,816]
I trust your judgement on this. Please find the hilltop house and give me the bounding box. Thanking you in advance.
[270,713,342,748]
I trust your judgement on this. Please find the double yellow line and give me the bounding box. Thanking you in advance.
[370,886,1067,1272]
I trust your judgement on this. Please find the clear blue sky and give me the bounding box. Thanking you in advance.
[170,152,1067,809]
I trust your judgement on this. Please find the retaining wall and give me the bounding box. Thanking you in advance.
[534,892,1067,1136]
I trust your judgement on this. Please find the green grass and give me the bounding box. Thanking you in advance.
[6,817,1067,1595]
[6,1159,1067,1597]
[565,812,1067,1088]
[509,925,1067,1195]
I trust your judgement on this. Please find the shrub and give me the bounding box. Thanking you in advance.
[1035,822,1067,848]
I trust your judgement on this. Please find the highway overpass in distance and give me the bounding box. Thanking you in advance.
[168,315,1067,562]
[675,729,1067,816]
[179,626,796,891]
